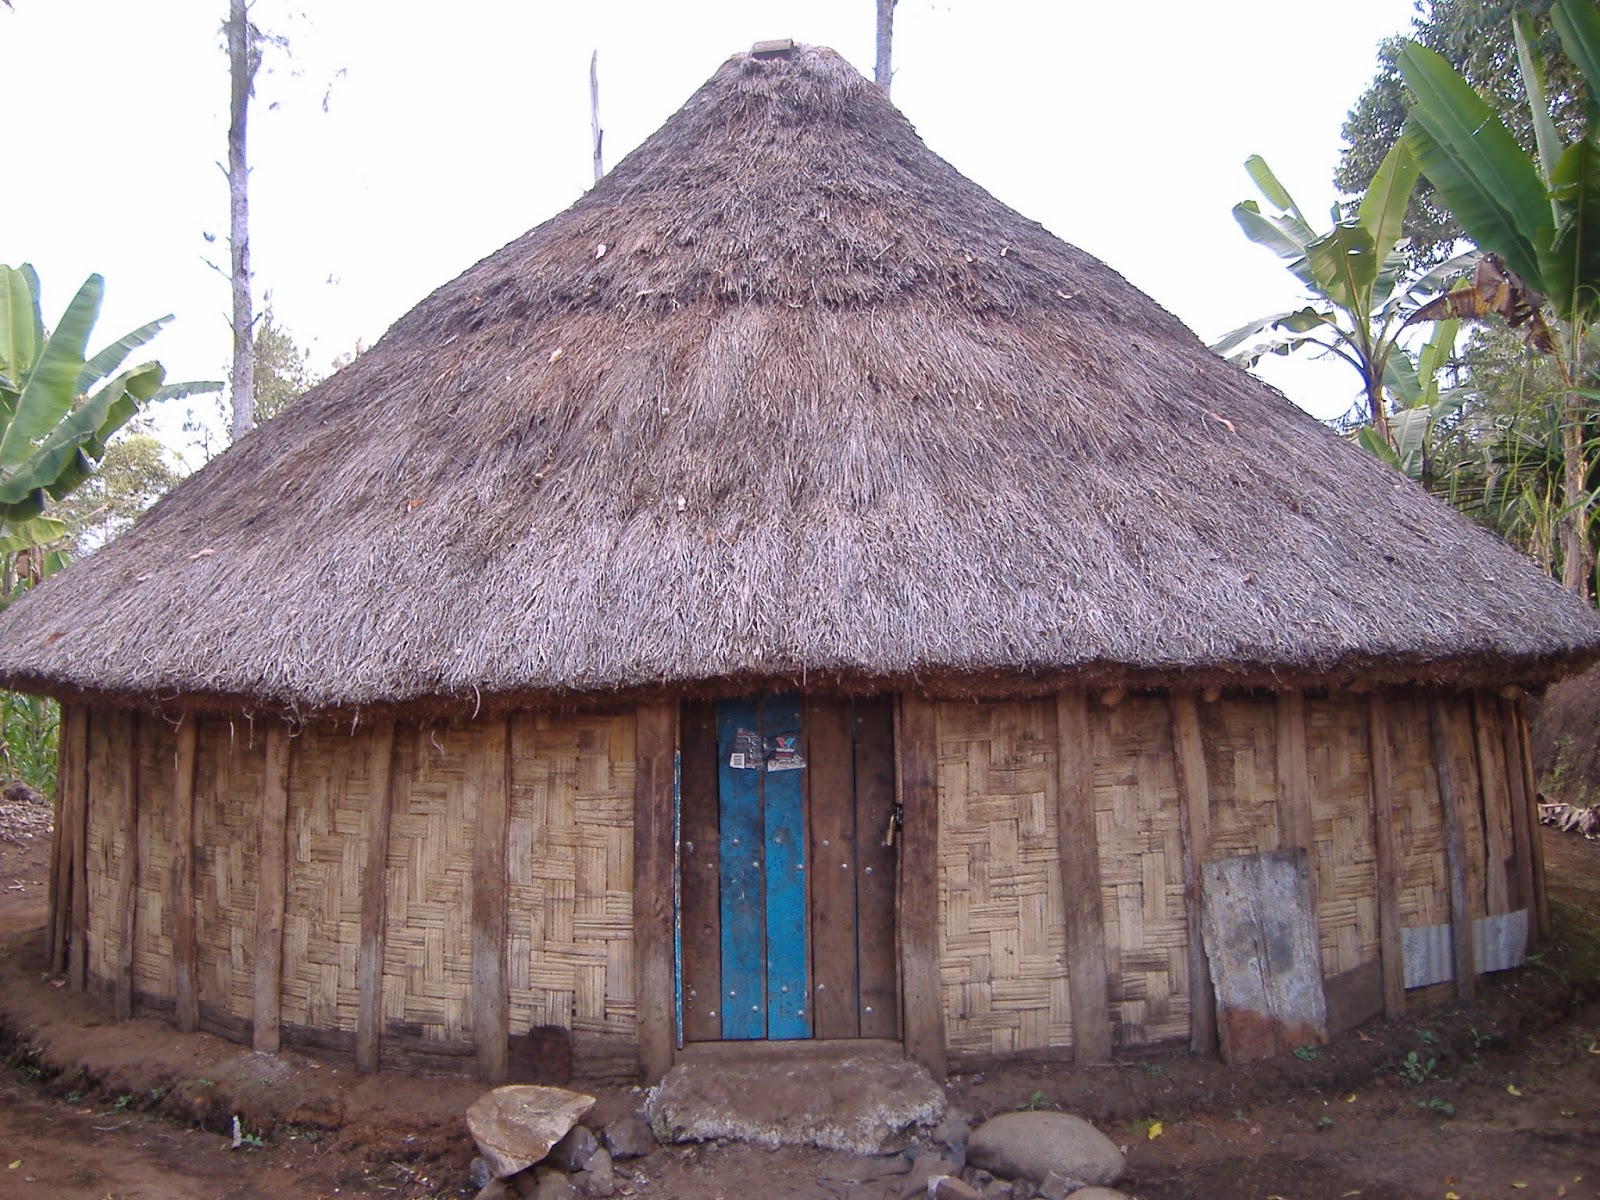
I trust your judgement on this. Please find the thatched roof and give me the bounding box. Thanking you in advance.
[2,44,1597,718]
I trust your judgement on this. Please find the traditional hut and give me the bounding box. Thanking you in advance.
[4,44,1598,1082]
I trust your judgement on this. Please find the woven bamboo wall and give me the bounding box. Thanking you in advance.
[1090,696,1189,1046]
[1387,692,1452,929]
[1306,696,1380,977]
[506,712,638,1041]
[280,723,378,1034]
[84,711,135,986]
[131,718,178,1000]
[934,699,1071,1057]
[193,720,263,1023]
[1200,698,1281,860]
[381,724,482,1045]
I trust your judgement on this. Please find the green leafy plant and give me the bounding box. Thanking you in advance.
[112,1093,132,1112]
[1018,1089,1046,1111]
[1135,1058,1166,1079]
[1293,1045,1321,1062]
[1418,1095,1456,1116]
[1399,1050,1441,1085]
[1398,0,1600,595]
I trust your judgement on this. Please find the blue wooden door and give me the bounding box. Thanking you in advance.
[715,695,811,1040]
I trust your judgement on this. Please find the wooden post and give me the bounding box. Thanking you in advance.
[46,708,70,973]
[1170,690,1218,1052]
[172,719,200,1033]
[1054,690,1112,1063]
[62,706,90,992]
[1469,692,1514,915]
[633,702,678,1081]
[1366,693,1405,1019]
[1498,696,1537,919]
[252,723,291,1053]
[1513,700,1549,941]
[473,718,512,1084]
[114,713,142,1021]
[356,721,398,1074]
[896,694,946,1080]
[1428,695,1476,1002]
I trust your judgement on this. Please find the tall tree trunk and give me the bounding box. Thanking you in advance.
[1559,343,1596,596]
[590,50,604,184]
[874,0,896,96]
[228,0,258,441]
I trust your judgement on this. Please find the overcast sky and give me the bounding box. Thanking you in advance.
[3,0,1421,441]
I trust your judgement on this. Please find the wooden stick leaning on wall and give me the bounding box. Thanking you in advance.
[1275,692,1316,908]
[1365,693,1406,1019]
[896,693,946,1080]
[63,706,90,992]
[172,719,200,1033]
[356,721,398,1074]
[634,702,678,1082]
[1513,699,1549,941]
[114,713,142,1021]
[252,723,292,1053]
[46,707,69,973]
[472,718,512,1084]
[1169,690,1217,1052]
[1056,689,1111,1063]
[1428,694,1476,1002]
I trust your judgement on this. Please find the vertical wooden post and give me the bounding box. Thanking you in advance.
[114,713,142,1021]
[356,721,398,1074]
[1428,695,1476,1002]
[1054,690,1112,1063]
[252,723,291,1053]
[473,718,512,1084]
[172,719,200,1033]
[1513,700,1549,941]
[1498,696,1537,919]
[896,694,946,1079]
[47,708,70,973]
[62,706,90,992]
[1366,693,1405,1019]
[1170,690,1217,1053]
[633,701,678,1082]
[1469,692,1514,915]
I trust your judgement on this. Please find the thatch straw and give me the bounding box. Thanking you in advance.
[1,45,1596,718]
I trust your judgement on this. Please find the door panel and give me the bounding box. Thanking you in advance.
[807,698,861,1039]
[678,702,721,1044]
[854,696,901,1039]
[716,698,767,1040]
[762,694,810,1039]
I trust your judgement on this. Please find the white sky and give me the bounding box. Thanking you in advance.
[2,0,1420,443]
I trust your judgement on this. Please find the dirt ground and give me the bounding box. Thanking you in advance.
[2,819,1600,1200]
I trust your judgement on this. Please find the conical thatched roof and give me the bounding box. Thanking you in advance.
[3,44,1597,718]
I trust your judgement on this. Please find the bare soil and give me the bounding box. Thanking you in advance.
[1532,664,1600,807]
[2,824,1599,1200]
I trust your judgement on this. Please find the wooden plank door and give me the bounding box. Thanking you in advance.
[715,695,811,1040]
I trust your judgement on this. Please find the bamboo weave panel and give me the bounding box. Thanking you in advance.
[1090,697,1189,1046]
[130,719,178,1000]
[381,724,482,1044]
[506,712,637,1040]
[84,712,133,987]
[1305,696,1379,977]
[1200,697,1281,861]
[935,700,1072,1057]
[192,721,263,1022]
[280,724,377,1034]
[1387,692,1451,929]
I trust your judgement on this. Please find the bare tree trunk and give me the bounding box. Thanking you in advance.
[590,50,604,184]
[228,0,258,441]
[874,0,896,96]
[1559,340,1596,597]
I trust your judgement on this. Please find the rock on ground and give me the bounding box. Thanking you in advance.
[1064,1190,1132,1200]
[467,1085,596,1179]
[965,1112,1123,1189]
[647,1050,945,1154]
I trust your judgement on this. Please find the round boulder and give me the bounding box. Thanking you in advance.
[467,1085,597,1179]
[965,1113,1123,1188]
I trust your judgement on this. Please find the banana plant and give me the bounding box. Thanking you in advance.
[1358,319,1464,481]
[1398,0,1600,596]
[0,264,217,603]
[1213,139,1470,449]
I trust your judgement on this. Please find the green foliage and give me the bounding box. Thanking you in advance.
[1339,0,1590,270]
[0,691,57,795]
[1399,0,1600,595]
[189,298,321,459]
[1292,1044,1321,1062]
[1398,1049,1441,1085]
[1214,143,1466,444]
[51,419,185,554]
